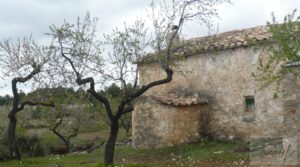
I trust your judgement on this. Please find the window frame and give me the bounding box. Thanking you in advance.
[245,96,255,112]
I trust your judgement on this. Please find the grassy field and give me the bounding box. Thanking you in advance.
[0,141,250,167]
[0,106,250,166]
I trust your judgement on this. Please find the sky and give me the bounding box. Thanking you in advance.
[0,0,299,95]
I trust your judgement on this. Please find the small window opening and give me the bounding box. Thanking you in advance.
[245,96,255,112]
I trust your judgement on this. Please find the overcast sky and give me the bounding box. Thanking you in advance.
[0,0,299,95]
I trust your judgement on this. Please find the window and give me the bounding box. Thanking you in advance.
[245,96,255,112]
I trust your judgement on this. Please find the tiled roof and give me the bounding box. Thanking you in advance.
[138,25,271,64]
[179,25,271,55]
[151,93,208,107]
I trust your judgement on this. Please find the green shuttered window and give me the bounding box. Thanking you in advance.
[245,96,255,112]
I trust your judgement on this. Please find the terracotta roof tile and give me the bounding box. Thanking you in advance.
[138,25,271,64]
[151,93,208,107]
[179,25,271,56]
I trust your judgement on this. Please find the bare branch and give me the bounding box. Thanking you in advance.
[18,101,55,112]
[49,118,70,150]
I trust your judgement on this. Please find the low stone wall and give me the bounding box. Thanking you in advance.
[132,97,207,148]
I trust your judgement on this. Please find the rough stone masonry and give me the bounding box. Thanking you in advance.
[132,25,300,149]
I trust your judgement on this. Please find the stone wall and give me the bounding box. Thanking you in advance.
[133,45,291,148]
[133,97,209,147]
[281,74,300,137]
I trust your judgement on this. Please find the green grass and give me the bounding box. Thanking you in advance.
[113,141,249,166]
[0,141,249,167]
[0,151,101,167]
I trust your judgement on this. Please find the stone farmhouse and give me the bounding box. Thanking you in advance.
[132,25,300,148]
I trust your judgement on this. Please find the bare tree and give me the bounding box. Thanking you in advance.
[49,115,80,153]
[49,0,229,165]
[0,37,55,160]
[47,103,89,153]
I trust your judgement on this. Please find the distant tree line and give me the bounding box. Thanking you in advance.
[0,83,123,106]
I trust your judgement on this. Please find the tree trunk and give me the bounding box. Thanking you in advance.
[50,122,71,153]
[104,119,119,166]
[54,133,70,153]
[8,112,21,160]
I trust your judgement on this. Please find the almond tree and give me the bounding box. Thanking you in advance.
[49,0,229,165]
[256,10,300,95]
[47,104,85,153]
[48,115,79,153]
[0,37,55,160]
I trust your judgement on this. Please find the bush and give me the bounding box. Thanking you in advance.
[0,130,9,161]
[41,134,65,155]
[17,134,45,157]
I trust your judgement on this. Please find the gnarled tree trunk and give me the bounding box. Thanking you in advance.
[6,67,54,160]
[7,79,21,160]
[104,119,119,166]
[50,121,71,153]
[49,117,79,153]
[7,111,21,160]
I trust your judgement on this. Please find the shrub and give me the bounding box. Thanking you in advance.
[41,134,64,155]
[0,134,9,161]
[17,134,46,157]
